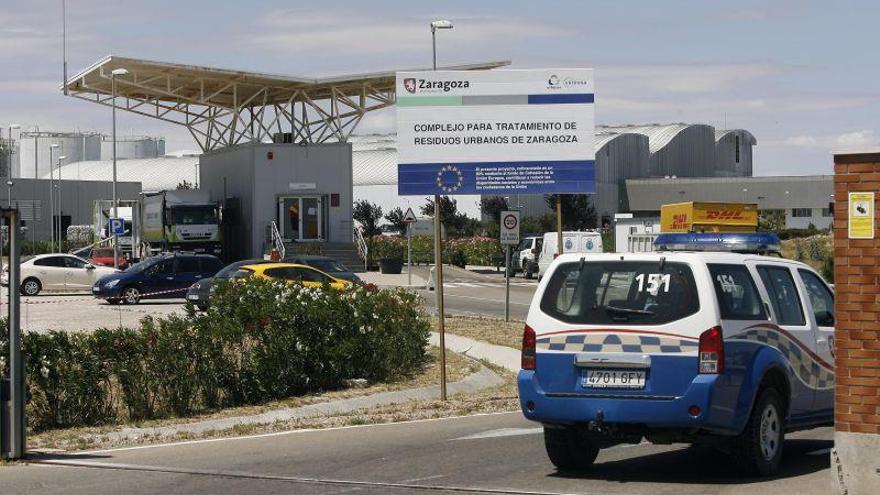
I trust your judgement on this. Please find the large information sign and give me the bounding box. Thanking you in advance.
[396,69,595,195]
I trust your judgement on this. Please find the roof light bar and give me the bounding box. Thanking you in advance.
[653,233,781,254]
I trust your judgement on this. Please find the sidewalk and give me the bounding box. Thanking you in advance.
[430,331,520,373]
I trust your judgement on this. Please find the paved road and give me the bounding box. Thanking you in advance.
[7,412,832,495]
[417,269,538,320]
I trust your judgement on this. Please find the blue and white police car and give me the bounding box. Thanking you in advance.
[518,233,834,475]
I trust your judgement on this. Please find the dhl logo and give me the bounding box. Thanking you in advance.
[705,210,745,220]
[671,213,689,230]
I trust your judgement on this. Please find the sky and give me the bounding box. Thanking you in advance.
[1,0,878,176]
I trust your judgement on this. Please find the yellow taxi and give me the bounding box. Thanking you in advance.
[233,263,352,290]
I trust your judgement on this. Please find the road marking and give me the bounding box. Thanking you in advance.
[30,458,623,495]
[439,294,531,306]
[78,410,522,454]
[453,427,544,440]
[807,448,832,456]
[398,474,446,483]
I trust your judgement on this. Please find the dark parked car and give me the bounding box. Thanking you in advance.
[186,258,273,310]
[92,252,224,304]
[283,255,361,283]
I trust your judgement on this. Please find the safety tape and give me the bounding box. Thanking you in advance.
[101,286,191,301]
[0,287,193,305]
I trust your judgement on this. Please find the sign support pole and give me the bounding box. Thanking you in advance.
[505,244,511,321]
[407,222,412,287]
[434,195,447,401]
[3,209,23,460]
[556,196,564,256]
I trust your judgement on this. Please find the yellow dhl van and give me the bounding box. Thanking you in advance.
[660,202,758,233]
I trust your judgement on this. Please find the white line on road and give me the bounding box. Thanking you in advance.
[437,294,531,306]
[453,427,544,441]
[31,458,631,495]
[79,411,522,455]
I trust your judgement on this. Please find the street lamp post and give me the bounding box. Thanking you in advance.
[430,19,453,401]
[111,68,128,269]
[6,124,19,206]
[56,156,67,249]
[48,143,59,252]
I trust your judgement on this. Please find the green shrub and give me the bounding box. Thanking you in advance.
[0,279,430,431]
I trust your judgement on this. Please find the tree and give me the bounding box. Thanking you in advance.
[479,196,509,224]
[176,180,195,190]
[520,214,556,235]
[544,194,597,230]
[384,207,409,235]
[353,200,383,265]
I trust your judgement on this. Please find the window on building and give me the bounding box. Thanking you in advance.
[735,135,741,164]
[791,208,812,218]
[821,207,833,217]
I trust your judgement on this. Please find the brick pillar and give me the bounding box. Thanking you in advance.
[831,152,880,495]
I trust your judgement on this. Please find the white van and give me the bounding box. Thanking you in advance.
[537,231,602,279]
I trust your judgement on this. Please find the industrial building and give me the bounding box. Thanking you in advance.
[6,131,165,179]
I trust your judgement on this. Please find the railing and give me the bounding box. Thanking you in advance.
[69,235,116,256]
[270,221,286,259]
[353,225,368,271]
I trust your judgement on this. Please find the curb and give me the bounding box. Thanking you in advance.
[430,332,521,373]
[76,358,504,445]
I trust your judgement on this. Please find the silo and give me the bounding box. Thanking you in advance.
[18,132,95,178]
[101,135,164,160]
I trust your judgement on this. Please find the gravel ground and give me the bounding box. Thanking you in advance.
[433,315,524,350]
[1,292,186,333]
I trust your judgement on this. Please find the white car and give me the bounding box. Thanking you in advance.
[3,254,119,296]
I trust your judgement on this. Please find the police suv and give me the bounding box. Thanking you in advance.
[518,233,834,476]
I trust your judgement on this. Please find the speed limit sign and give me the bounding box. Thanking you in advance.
[500,211,520,245]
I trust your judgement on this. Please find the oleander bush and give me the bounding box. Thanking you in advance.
[0,278,429,431]
[371,235,501,266]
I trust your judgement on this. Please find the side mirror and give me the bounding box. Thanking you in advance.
[85,263,95,270]
[816,310,835,327]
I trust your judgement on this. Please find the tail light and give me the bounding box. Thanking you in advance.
[553,253,559,259]
[698,326,724,374]
[522,324,536,370]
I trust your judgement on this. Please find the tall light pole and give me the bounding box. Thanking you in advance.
[111,68,128,268]
[430,19,452,401]
[7,124,19,184]
[49,143,59,251]
[56,155,67,249]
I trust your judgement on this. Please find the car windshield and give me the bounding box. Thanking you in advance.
[540,260,700,325]
[126,258,159,273]
[215,260,268,279]
[307,260,346,272]
[171,206,217,225]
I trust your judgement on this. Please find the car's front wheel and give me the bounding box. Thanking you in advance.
[544,426,599,471]
[732,387,785,476]
[21,278,41,296]
[121,286,141,305]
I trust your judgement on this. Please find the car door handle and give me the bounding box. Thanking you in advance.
[166,277,174,281]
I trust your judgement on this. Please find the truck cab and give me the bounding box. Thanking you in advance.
[518,233,834,476]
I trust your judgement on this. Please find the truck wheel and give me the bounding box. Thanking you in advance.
[122,286,141,305]
[543,426,599,471]
[21,278,41,296]
[732,387,785,476]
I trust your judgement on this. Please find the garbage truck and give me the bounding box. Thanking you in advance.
[141,190,222,256]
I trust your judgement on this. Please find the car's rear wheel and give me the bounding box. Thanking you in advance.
[543,426,599,471]
[21,278,41,296]
[121,286,141,305]
[732,387,785,476]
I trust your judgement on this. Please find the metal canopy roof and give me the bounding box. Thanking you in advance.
[65,55,510,151]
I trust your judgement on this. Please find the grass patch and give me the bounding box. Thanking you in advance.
[434,315,523,350]
[28,346,480,452]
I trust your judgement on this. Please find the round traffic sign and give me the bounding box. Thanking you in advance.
[503,214,518,230]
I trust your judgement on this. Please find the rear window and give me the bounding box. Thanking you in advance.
[540,261,700,325]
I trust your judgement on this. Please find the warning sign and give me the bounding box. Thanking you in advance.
[849,192,875,239]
